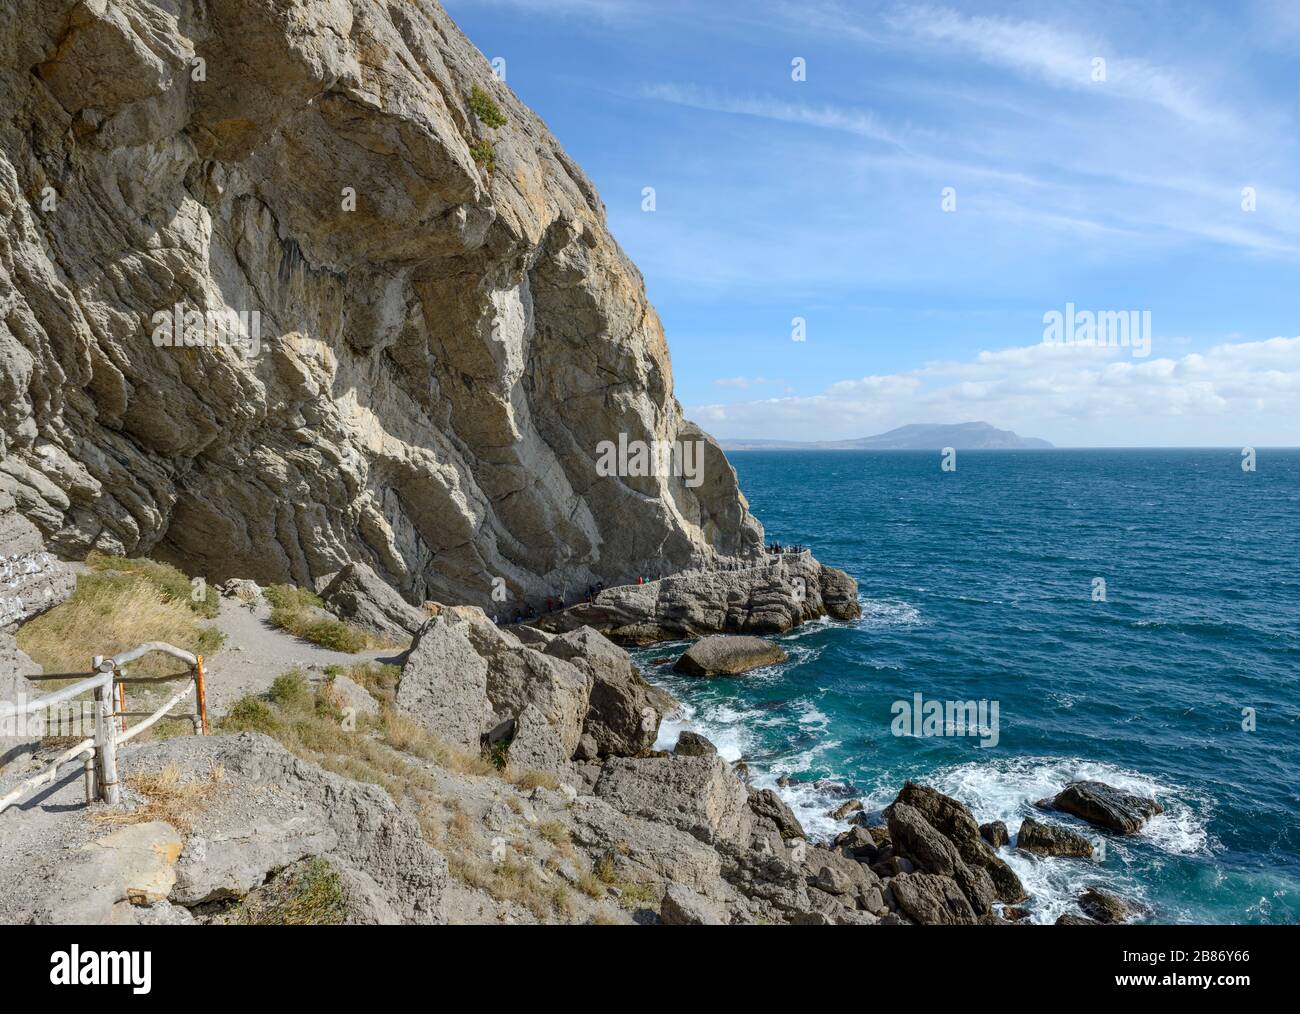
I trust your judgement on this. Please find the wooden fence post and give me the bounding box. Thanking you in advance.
[194,654,209,735]
[92,656,119,805]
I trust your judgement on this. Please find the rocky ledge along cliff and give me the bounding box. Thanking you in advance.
[0,0,769,612]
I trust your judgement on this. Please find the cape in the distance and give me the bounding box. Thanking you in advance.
[716,422,1055,451]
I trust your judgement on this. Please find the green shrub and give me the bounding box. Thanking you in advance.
[468,84,507,128]
[223,696,279,735]
[469,138,496,172]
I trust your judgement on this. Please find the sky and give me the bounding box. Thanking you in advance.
[444,0,1300,446]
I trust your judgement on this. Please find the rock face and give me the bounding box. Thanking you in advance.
[673,635,786,677]
[0,0,764,612]
[1049,781,1163,835]
[1,491,76,773]
[537,552,860,645]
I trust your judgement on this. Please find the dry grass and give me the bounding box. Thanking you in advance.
[225,857,349,925]
[93,763,225,838]
[217,675,587,922]
[507,768,560,792]
[17,568,224,678]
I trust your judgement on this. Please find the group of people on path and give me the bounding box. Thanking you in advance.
[493,581,608,625]
[766,541,807,554]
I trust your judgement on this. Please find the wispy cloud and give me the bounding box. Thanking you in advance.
[882,4,1233,128]
[714,376,784,389]
[640,83,901,146]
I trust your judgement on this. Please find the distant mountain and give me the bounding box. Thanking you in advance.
[718,422,1054,451]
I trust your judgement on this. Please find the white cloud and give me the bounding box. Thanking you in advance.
[689,337,1300,447]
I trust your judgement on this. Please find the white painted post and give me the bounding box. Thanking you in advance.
[92,656,119,805]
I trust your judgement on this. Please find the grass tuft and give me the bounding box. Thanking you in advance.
[93,763,225,838]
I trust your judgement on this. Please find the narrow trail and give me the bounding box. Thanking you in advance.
[203,598,407,720]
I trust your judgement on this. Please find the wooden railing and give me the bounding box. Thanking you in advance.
[0,643,208,814]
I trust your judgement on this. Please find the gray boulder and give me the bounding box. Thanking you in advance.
[888,873,978,925]
[660,882,727,925]
[396,611,494,751]
[593,754,752,848]
[1079,887,1145,924]
[320,563,427,642]
[673,635,786,676]
[544,626,666,757]
[887,782,1025,903]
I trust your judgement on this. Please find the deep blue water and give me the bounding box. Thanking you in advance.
[638,449,1300,924]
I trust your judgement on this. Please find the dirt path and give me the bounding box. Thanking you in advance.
[203,598,407,719]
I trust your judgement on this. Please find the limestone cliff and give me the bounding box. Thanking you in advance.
[0,0,764,608]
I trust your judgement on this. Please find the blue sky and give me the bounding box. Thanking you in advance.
[445,0,1300,446]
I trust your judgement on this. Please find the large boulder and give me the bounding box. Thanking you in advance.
[543,626,666,757]
[886,802,994,915]
[320,562,428,642]
[888,873,978,925]
[748,788,805,841]
[1078,887,1145,924]
[673,635,786,677]
[395,612,494,751]
[1050,781,1163,835]
[1017,817,1095,859]
[593,754,753,848]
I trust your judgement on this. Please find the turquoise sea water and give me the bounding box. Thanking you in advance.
[637,449,1300,924]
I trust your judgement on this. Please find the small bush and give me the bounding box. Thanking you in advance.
[468,84,507,128]
[230,857,349,926]
[264,584,370,653]
[18,568,223,677]
[223,696,280,735]
[263,584,324,612]
[469,138,496,172]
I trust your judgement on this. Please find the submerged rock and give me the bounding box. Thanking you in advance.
[673,635,787,677]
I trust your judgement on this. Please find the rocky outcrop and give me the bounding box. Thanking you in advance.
[0,0,764,613]
[886,782,1024,903]
[1048,781,1163,835]
[673,635,786,677]
[395,606,665,770]
[536,552,860,645]
[320,562,427,642]
[1,490,76,773]
[1016,817,1095,859]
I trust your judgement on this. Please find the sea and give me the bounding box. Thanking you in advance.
[636,449,1300,924]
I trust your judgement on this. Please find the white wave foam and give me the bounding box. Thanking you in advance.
[856,597,922,628]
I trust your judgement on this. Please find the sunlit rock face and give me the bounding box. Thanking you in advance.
[0,0,763,607]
